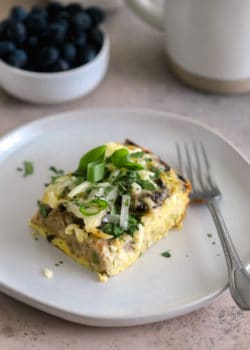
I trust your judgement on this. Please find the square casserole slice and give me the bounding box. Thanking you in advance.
[30,140,191,281]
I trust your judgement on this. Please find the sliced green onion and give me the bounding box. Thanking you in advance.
[75,145,106,176]
[111,148,130,167]
[123,162,144,170]
[79,199,108,216]
[87,160,105,183]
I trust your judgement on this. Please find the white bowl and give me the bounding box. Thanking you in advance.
[0,33,109,104]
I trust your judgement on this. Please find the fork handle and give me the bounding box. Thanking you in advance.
[208,199,250,310]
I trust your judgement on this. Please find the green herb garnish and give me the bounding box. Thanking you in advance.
[131,151,144,158]
[75,145,106,176]
[87,160,105,183]
[79,199,108,216]
[17,161,34,177]
[139,180,155,191]
[207,233,213,238]
[102,223,124,237]
[49,166,65,183]
[123,162,144,170]
[102,215,140,237]
[149,165,161,179]
[49,166,64,176]
[111,148,130,167]
[37,200,49,218]
[111,148,144,171]
[91,252,100,265]
[161,250,171,258]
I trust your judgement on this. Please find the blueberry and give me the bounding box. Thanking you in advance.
[77,45,97,65]
[66,3,84,15]
[26,36,38,49]
[86,7,105,27]
[7,21,27,43]
[54,10,69,21]
[88,29,104,51]
[11,6,28,22]
[30,5,48,19]
[70,12,92,33]
[47,22,67,44]
[47,2,64,18]
[5,49,27,68]
[40,46,59,66]
[26,14,47,35]
[72,32,87,48]
[61,42,76,62]
[0,20,8,40]
[52,58,70,72]
[0,41,15,58]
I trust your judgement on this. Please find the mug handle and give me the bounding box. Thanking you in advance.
[126,0,164,31]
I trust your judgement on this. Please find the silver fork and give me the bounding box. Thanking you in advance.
[177,142,250,310]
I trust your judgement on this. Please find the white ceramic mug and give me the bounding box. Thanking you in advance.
[127,0,250,93]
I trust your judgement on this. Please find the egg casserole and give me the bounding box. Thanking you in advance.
[30,140,191,281]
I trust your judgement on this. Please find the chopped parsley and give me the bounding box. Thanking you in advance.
[37,200,49,218]
[207,233,213,238]
[49,165,65,176]
[17,161,34,177]
[91,252,100,265]
[149,166,161,179]
[139,180,155,191]
[161,250,171,258]
[102,215,140,237]
[113,170,157,195]
[103,223,124,237]
[49,165,65,183]
[74,176,85,186]
[131,151,144,158]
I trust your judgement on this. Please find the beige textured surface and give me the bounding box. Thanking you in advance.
[1,2,250,350]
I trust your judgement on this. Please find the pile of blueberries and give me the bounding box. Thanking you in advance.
[0,2,105,72]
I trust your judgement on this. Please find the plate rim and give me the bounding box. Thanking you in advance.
[0,107,248,326]
[0,107,248,167]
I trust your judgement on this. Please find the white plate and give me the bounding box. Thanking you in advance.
[0,109,249,327]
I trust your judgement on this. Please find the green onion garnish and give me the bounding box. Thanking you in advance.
[79,199,108,216]
[87,160,105,182]
[75,145,106,176]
